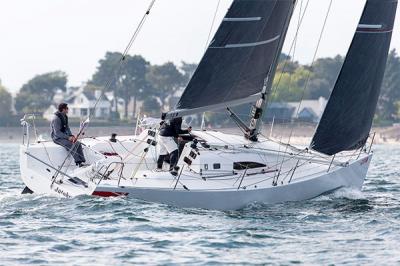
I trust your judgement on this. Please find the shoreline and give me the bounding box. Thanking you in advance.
[1,124,399,145]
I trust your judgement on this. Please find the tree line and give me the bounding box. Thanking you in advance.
[11,53,196,120]
[0,49,399,125]
[272,50,400,125]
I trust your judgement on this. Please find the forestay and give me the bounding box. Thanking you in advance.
[311,0,397,156]
[166,0,296,119]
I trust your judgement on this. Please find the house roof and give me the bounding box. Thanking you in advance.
[287,97,327,118]
[267,102,292,109]
[265,97,327,120]
[104,91,114,101]
[66,90,106,103]
[82,91,97,101]
[298,107,318,118]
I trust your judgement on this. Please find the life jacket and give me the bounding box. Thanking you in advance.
[55,112,69,133]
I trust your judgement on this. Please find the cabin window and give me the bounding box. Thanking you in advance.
[204,164,208,170]
[213,163,221,169]
[233,162,266,170]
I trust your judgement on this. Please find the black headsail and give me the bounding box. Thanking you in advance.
[310,0,397,156]
[165,0,296,119]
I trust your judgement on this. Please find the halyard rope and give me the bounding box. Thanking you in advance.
[52,0,157,183]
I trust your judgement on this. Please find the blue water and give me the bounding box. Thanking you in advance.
[0,143,399,265]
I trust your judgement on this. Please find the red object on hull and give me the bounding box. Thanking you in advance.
[92,191,128,197]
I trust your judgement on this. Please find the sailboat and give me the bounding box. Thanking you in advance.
[19,0,397,210]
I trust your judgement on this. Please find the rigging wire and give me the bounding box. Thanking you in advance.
[52,0,157,182]
[274,0,304,181]
[270,0,311,94]
[204,0,221,51]
[275,0,334,185]
[288,0,334,144]
[280,0,304,103]
[284,0,304,102]
[201,0,221,128]
[90,0,157,119]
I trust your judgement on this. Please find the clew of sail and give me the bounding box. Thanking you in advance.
[165,0,296,119]
[310,0,398,156]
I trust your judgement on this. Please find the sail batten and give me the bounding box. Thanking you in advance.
[310,0,397,156]
[166,0,296,119]
[211,35,280,49]
[223,17,263,22]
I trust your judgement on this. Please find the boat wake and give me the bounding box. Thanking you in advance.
[330,187,366,200]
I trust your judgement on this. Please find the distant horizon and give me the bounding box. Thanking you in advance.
[1,0,399,93]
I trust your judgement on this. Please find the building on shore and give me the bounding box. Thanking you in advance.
[43,84,111,121]
[265,97,327,123]
[42,84,146,121]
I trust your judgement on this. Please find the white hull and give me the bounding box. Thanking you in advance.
[93,155,370,210]
[19,129,372,210]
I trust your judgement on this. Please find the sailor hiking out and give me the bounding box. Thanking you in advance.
[157,117,191,175]
[50,103,86,167]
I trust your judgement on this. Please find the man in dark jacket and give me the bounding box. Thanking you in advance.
[51,103,86,167]
[157,117,191,174]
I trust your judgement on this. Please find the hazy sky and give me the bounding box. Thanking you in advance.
[1,0,399,92]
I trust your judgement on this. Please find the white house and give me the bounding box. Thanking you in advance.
[104,91,143,119]
[287,97,328,123]
[43,104,58,121]
[67,90,111,119]
[266,97,328,123]
[43,86,112,121]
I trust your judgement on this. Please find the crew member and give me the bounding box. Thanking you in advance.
[157,117,191,174]
[51,103,87,167]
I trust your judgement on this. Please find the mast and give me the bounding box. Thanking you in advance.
[246,1,296,142]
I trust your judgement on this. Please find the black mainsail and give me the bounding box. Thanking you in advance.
[310,0,397,156]
[166,0,296,119]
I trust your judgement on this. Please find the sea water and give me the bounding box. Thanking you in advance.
[0,143,399,265]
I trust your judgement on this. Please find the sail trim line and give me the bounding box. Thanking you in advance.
[223,17,262,22]
[210,35,280,49]
[356,29,393,34]
[357,24,383,29]
[357,24,392,33]
[165,93,262,119]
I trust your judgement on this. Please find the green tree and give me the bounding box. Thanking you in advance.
[306,55,344,99]
[272,67,312,102]
[276,58,300,74]
[146,62,185,111]
[142,97,161,117]
[180,61,197,85]
[377,49,400,121]
[15,71,67,113]
[395,101,400,120]
[91,52,150,119]
[0,81,12,120]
